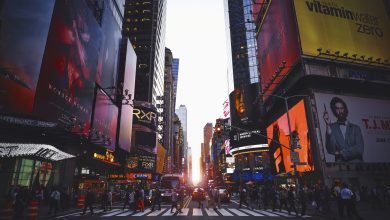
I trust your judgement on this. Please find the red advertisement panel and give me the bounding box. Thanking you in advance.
[0,1,55,114]
[266,100,314,174]
[252,0,266,22]
[33,0,102,133]
[257,0,300,96]
[91,89,118,150]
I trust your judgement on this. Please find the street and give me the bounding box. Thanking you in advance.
[49,196,327,220]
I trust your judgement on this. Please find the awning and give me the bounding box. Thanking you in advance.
[0,143,75,161]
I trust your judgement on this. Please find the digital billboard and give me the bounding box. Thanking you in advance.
[315,93,390,163]
[118,39,137,152]
[0,1,55,114]
[156,142,166,174]
[294,0,390,65]
[33,0,102,134]
[131,101,157,154]
[91,89,118,150]
[266,100,314,174]
[257,0,300,95]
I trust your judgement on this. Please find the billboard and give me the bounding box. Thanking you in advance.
[315,93,390,163]
[0,0,55,114]
[131,101,157,154]
[156,142,166,174]
[126,153,156,173]
[294,0,390,65]
[90,88,118,150]
[33,0,102,134]
[267,100,314,174]
[118,39,137,152]
[96,4,121,89]
[257,0,300,95]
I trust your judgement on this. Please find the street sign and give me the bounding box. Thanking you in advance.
[290,152,300,163]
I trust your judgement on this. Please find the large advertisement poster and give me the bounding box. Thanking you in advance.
[132,101,157,154]
[33,0,102,134]
[0,1,55,114]
[294,0,390,66]
[90,89,118,150]
[266,100,314,174]
[118,40,137,152]
[257,0,300,96]
[315,93,390,163]
[156,142,166,174]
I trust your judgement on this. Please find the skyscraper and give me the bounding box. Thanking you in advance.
[176,105,188,181]
[123,0,167,104]
[172,58,179,107]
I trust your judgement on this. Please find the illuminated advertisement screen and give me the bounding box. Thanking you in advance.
[91,89,118,150]
[0,1,55,114]
[266,100,314,174]
[315,93,390,163]
[118,40,137,152]
[156,142,166,174]
[252,0,267,22]
[33,0,102,134]
[132,101,157,154]
[294,0,390,66]
[257,0,300,96]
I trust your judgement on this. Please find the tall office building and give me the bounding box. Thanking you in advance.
[123,0,167,105]
[176,105,188,181]
[202,123,213,182]
[172,58,179,107]
[224,0,259,89]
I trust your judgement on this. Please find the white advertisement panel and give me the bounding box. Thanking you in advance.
[315,93,390,163]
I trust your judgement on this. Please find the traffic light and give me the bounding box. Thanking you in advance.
[215,119,223,136]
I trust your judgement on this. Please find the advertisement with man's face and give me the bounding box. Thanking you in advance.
[315,93,390,163]
[0,1,55,114]
[257,0,300,96]
[33,0,102,134]
[91,89,118,150]
[266,100,314,174]
[294,0,390,66]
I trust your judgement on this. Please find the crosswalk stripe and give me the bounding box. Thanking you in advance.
[279,209,311,218]
[252,209,280,217]
[217,208,234,216]
[132,208,152,216]
[266,209,293,217]
[148,208,168,216]
[100,209,121,217]
[192,208,203,216]
[116,210,135,216]
[240,208,264,216]
[229,208,249,216]
[162,209,176,216]
[204,208,219,216]
[177,208,189,216]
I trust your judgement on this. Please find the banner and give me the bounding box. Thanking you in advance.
[156,143,166,174]
[0,0,55,114]
[132,101,157,154]
[294,0,390,65]
[315,93,390,163]
[266,100,314,174]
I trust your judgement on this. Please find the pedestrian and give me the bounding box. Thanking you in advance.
[122,188,132,210]
[350,186,363,220]
[151,186,161,211]
[214,187,221,209]
[287,186,298,216]
[48,187,61,216]
[81,188,95,216]
[261,186,268,210]
[279,187,289,212]
[170,189,178,213]
[270,186,278,211]
[340,183,354,219]
[138,186,145,212]
[197,189,204,208]
[178,188,184,213]
[14,186,28,220]
[299,187,307,217]
[239,187,250,209]
[104,190,112,211]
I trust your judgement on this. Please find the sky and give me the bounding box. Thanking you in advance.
[166,0,233,184]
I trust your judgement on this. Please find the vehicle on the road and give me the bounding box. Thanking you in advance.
[192,187,206,200]
[219,188,231,202]
[160,174,183,201]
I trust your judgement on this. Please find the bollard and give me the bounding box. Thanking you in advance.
[0,200,13,220]
[77,194,85,209]
[27,200,39,220]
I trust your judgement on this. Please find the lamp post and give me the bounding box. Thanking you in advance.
[260,94,309,190]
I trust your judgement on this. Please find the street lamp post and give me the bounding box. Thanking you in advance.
[261,94,309,190]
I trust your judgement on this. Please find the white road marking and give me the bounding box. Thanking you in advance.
[147,208,168,216]
[228,208,249,216]
[204,208,219,216]
[217,208,234,216]
[240,208,264,216]
[177,208,189,216]
[192,208,203,216]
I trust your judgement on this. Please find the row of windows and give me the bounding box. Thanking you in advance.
[126,18,151,22]
[126,9,151,14]
[127,1,151,6]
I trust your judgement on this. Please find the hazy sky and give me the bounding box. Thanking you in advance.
[166,0,232,184]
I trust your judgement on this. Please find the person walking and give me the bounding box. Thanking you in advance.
[170,189,178,213]
[340,184,355,220]
[106,190,112,211]
[48,188,61,216]
[279,187,289,212]
[214,187,221,209]
[151,186,161,211]
[287,187,298,216]
[299,187,307,217]
[122,188,132,210]
[239,187,250,209]
[81,188,95,216]
[177,188,184,213]
[138,187,145,212]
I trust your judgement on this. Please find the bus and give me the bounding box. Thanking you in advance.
[159,174,183,200]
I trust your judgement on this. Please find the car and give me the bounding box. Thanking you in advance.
[218,188,231,202]
[192,188,205,200]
